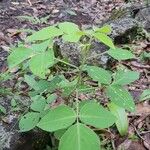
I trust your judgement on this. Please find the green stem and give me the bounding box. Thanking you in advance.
[87,51,107,60]
[55,58,79,69]
[75,89,79,122]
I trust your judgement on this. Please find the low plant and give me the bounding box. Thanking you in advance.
[6,22,141,149]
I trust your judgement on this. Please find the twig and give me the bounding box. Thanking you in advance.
[130,123,150,145]
[27,0,32,6]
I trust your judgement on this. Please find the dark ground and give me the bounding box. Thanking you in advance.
[0,0,150,150]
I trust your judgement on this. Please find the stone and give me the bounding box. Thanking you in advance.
[135,7,150,32]
[56,39,110,67]
[0,96,51,150]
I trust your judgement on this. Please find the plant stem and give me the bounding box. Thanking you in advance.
[87,51,107,60]
[75,89,79,122]
[55,58,79,69]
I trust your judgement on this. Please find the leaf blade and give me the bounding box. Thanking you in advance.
[29,49,55,78]
[79,102,116,128]
[27,26,63,42]
[7,47,32,69]
[106,85,135,112]
[108,103,128,136]
[59,123,100,150]
[85,66,112,85]
[112,69,140,85]
[37,105,76,132]
[107,48,135,60]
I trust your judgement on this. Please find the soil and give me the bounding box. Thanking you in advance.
[0,0,150,150]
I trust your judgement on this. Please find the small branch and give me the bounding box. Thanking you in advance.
[87,51,107,60]
[55,58,79,69]
[130,123,149,145]
[27,0,32,6]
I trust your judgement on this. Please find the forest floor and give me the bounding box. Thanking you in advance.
[0,0,150,150]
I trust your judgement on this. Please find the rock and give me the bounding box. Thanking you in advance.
[0,96,51,150]
[135,7,150,32]
[56,39,110,67]
[108,18,140,44]
[0,121,51,150]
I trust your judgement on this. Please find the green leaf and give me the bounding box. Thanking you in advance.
[62,34,82,43]
[29,49,55,78]
[107,48,135,60]
[0,105,6,114]
[11,99,17,107]
[106,85,135,112]
[19,112,40,132]
[79,102,116,128]
[94,32,115,49]
[85,66,112,84]
[30,95,46,112]
[27,26,63,42]
[31,40,52,53]
[59,78,78,97]
[37,105,76,132]
[59,123,100,150]
[58,22,82,42]
[46,93,57,104]
[24,75,39,90]
[95,25,112,34]
[7,47,32,69]
[54,129,67,140]
[59,22,80,34]
[47,75,62,92]
[112,69,140,85]
[108,103,128,136]
[140,89,150,101]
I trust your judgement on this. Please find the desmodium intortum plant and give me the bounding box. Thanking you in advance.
[7,22,140,149]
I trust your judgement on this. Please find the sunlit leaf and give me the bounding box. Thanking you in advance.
[94,32,115,49]
[59,123,100,150]
[37,105,76,132]
[107,48,135,60]
[85,66,112,84]
[79,102,116,128]
[106,85,135,112]
[112,69,140,85]
[8,47,32,69]
[108,102,128,136]
[29,49,55,78]
[95,25,112,34]
[19,112,40,132]
[27,26,63,41]
[30,95,46,112]
[140,89,150,101]
[59,22,82,42]
[0,105,6,114]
